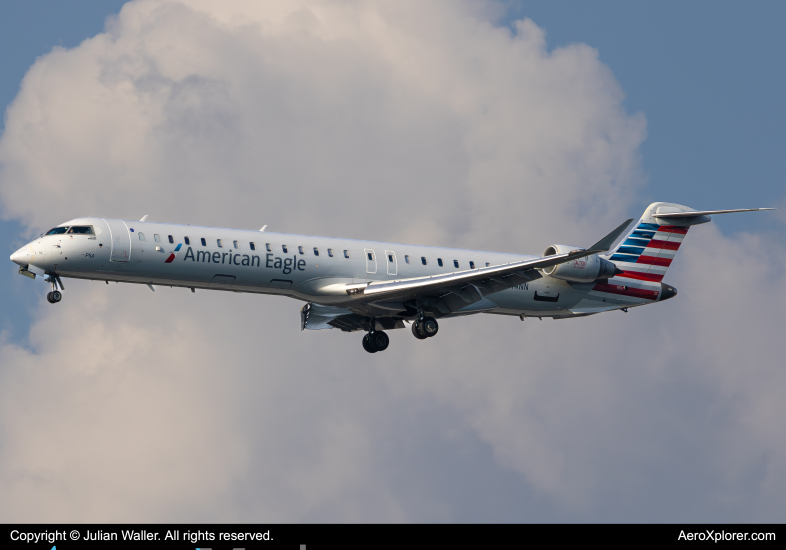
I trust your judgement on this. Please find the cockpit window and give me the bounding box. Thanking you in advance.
[45,227,69,235]
[67,226,94,234]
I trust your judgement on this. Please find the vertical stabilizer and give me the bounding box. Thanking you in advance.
[606,202,694,283]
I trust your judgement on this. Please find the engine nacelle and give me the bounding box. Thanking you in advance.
[541,244,620,283]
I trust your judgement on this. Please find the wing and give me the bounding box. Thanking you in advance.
[338,218,633,314]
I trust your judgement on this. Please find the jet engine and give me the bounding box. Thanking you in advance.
[541,244,621,282]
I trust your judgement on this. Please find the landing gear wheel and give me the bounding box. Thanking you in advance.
[421,316,438,337]
[371,331,389,352]
[46,291,54,303]
[362,333,378,353]
[51,290,62,303]
[412,320,427,340]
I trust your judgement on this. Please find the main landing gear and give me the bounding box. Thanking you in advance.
[412,316,438,340]
[362,330,390,353]
[361,315,439,353]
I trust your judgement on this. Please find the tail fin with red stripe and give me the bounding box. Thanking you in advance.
[593,202,774,304]
[606,202,695,284]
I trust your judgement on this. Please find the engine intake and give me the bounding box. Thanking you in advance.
[542,244,620,283]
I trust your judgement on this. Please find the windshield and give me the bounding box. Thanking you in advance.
[67,226,93,234]
[45,227,69,235]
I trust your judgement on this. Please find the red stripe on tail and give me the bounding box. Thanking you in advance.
[658,225,689,234]
[637,255,672,267]
[646,239,680,251]
[616,271,665,282]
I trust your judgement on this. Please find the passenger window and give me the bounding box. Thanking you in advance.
[486,262,490,267]
[313,247,319,256]
[328,249,334,257]
[217,239,223,248]
[233,240,239,249]
[470,261,475,269]
[201,238,207,246]
[344,250,350,258]
[168,235,174,244]
[185,236,190,245]
[437,258,443,267]
[405,255,410,264]
[45,227,69,235]
[249,242,256,251]
[265,243,271,252]
[298,246,304,254]
[154,234,160,243]
[67,226,93,234]
[421,257,427,265]
[282,245,288,253]
[453,260,459,268]
[139,233,145,241]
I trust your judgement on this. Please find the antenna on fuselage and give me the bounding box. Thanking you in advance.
[140,215,148,222]
[259,225,267,232]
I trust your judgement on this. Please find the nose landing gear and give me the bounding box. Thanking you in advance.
[45,274,64,304]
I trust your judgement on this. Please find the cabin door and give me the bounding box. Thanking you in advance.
[364,249,377,274]
[103,218,131,262]
[385,250,397,276]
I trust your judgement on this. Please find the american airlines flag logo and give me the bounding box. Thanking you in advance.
[610,222,688,283]
[164,243,182,263]
[591,221,689,301]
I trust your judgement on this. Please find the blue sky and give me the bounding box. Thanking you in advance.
[0,1,784,522]
[1,1,126,339]
[506,1,785,236]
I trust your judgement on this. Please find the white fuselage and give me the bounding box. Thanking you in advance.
[14,217,659,319]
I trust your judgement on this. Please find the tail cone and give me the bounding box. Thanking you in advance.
[659,283,677,301]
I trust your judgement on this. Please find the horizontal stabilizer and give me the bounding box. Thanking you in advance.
[654,208,775,219]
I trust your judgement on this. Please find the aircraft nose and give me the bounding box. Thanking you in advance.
[10,246,30,266]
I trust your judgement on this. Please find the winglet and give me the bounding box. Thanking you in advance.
[140,215,148,222]
[587,218,634,253]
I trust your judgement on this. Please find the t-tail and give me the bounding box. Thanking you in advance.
[599,202,774,303]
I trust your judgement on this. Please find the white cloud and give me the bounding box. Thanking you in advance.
[1,0,784,522]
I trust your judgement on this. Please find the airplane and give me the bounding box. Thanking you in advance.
[9,202,774,353]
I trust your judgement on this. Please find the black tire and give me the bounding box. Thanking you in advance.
[51,290,62,303]
[371,331,389,351]
[422,316,439,337]
[412,320,427,339]
[46,291,54,303]
[362,333,377,353]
